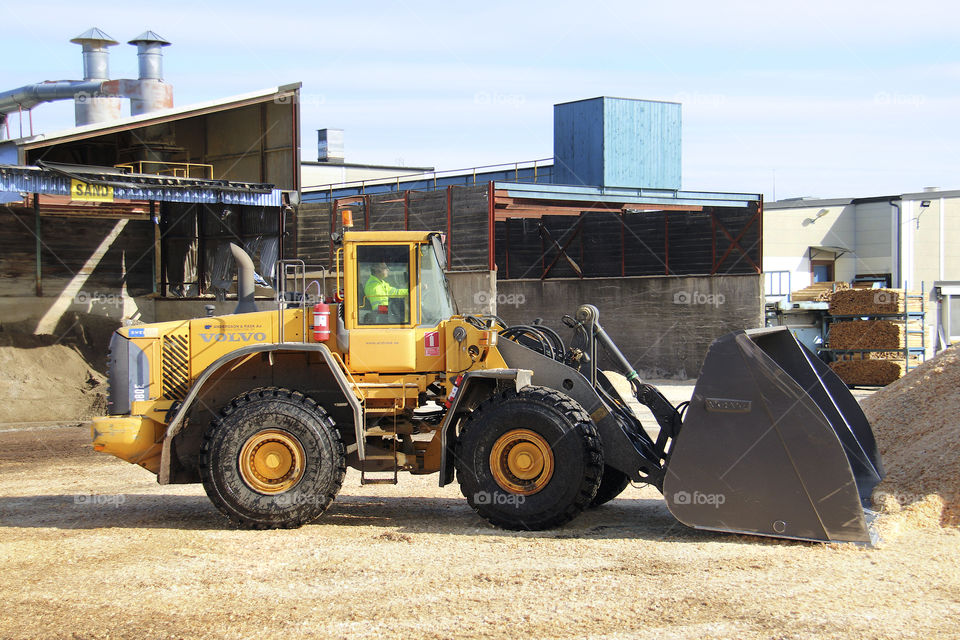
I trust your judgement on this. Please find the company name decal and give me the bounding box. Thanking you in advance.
[199,331,268,343]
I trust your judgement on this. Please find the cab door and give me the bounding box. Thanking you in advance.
[345,242,418,372]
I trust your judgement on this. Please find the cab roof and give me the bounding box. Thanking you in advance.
[343,230,436,243]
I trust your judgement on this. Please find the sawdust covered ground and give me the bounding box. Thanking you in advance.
[864,345,960,532]
[1,420,959,640]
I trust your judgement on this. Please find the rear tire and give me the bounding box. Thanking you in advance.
[199,387,345,529]
[590,465,631,507]
[455,385,603,530]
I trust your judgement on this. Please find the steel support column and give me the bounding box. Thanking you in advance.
[33,193,41,296]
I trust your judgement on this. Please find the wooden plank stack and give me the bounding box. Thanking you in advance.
[790,281,849,302]
[828,288,922,316]
[829,359,902,387]
[828,319,923,350]
[826,288,923,386]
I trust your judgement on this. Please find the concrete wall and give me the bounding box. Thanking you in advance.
[4,267,758,380]
[496,274,764,379]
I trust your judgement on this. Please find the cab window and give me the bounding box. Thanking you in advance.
[418,244,455,326]
[357,245,410,325]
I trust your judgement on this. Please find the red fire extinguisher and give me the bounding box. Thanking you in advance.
[445,374,464,409]
[312,302,331,341]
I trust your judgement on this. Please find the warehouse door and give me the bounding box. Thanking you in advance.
[811,260,834,283]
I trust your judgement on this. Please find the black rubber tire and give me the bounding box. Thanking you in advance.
[590,465,631,507]
[455,385,603,530]
[199,387,345,529]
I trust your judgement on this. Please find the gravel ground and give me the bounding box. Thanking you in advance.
[1,383,959,639]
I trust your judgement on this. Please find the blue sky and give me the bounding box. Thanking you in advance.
[4,0,959,200]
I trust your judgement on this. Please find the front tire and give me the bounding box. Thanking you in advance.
[455,385,603,530]
[199,387,345,529]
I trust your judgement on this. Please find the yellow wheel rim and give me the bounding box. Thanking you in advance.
[489,429,554,495]
[238,429,305,495]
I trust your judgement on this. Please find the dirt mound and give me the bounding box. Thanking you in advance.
[862,346,960,532]
[0,325,107,425]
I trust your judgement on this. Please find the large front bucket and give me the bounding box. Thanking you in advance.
[663,327,884,544]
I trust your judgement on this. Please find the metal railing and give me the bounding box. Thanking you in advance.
[275,259,330,343]
[115,160,214,180]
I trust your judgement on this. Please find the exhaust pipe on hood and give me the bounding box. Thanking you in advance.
[229,243,258,315]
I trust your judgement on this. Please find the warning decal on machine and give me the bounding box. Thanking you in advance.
[424,331,440,357]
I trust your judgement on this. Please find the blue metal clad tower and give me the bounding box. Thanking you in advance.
[553,97,681,189]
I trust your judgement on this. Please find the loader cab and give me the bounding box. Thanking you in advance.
[341,231,455,373]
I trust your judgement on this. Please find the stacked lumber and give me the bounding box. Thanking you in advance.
[830,359,901,386]
[829,351,922,386]
[828,288,922,315]
[826,288,924,386]
[828,319,923,350]
[790,281,849,302]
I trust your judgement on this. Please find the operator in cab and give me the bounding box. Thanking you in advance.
[364,262,408,320]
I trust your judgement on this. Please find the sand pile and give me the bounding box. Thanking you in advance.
[0,328,107,424]
[862,346,960,531]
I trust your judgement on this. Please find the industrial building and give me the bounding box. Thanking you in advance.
[299,97,763,377]
[764,191,960,354]
[1,30,766,378]
[0,29,299,334]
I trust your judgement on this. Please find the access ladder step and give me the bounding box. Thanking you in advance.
[361,477,399,485]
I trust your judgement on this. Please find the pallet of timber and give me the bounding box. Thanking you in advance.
[828,319,924,350]
[828,289,923,316]
[790,281,850,302]
[830,359,902,386]
[830,351,922,386]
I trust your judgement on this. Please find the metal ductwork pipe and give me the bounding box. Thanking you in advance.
[70,27,123,126]
[130,31,169,81]
[230,243,258,314]
[127,31,173,116]
[0,80,105,115]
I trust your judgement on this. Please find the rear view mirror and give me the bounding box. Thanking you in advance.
[430,233,447,270]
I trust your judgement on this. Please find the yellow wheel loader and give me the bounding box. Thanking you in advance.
[92,231,884,543]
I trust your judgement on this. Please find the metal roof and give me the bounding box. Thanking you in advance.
[302,159,553,202]
[765,197,853,210]
[495,182,761,208]
[767,190,960,208]
[0,163,283,206]
[8,83,301,150]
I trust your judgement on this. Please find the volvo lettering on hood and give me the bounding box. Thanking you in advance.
[199,331,268,343]
[200,323,268,343]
